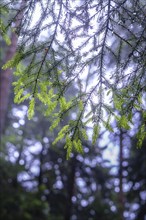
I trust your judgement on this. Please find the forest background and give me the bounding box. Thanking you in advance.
[0,0,146,220]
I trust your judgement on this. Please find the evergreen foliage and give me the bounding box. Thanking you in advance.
[1,0,146,156]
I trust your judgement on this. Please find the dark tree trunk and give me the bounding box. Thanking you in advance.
[0,0,26,135]
[64,157,76,220]
[0,33,17,135]
[38,143,45,186]
[118,129,125,220]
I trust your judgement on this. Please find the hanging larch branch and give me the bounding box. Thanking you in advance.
[1,0,146,157]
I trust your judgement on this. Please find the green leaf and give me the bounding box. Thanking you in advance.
[113,95,122,111]
[134,104,140,110]
[127,112,133,123]
[0,19,6,33]
[14,88,24,103]
[118,115,130,130]
[106,123,114,132]
[49,118,60,132]
[73,139,83,154]
[102,115,114,132]
[14,63,25,76]
[20,93,31,103]
[137,124,146,148]
[2,52,23,70]
[137,94,142,104]
[64,135,73,159]
[16,93,30,104]
[0,6,9,15]
[45,101,57,116]
[3,33,11,45]
[59,96,72,111]
[28,98,35,120]
[92,124,99,145]
[59,97,67,111]
[78,100,84,111]
[37,93,48,105]
[53,125,69,145]
[81,128,88,140]
[2,59,14,70]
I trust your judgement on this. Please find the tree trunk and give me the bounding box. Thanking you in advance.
[0,0,26,135]
[118,129,125,220]
[38,142,45,186]
[0,33,17,135]
[64,157,76,220]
